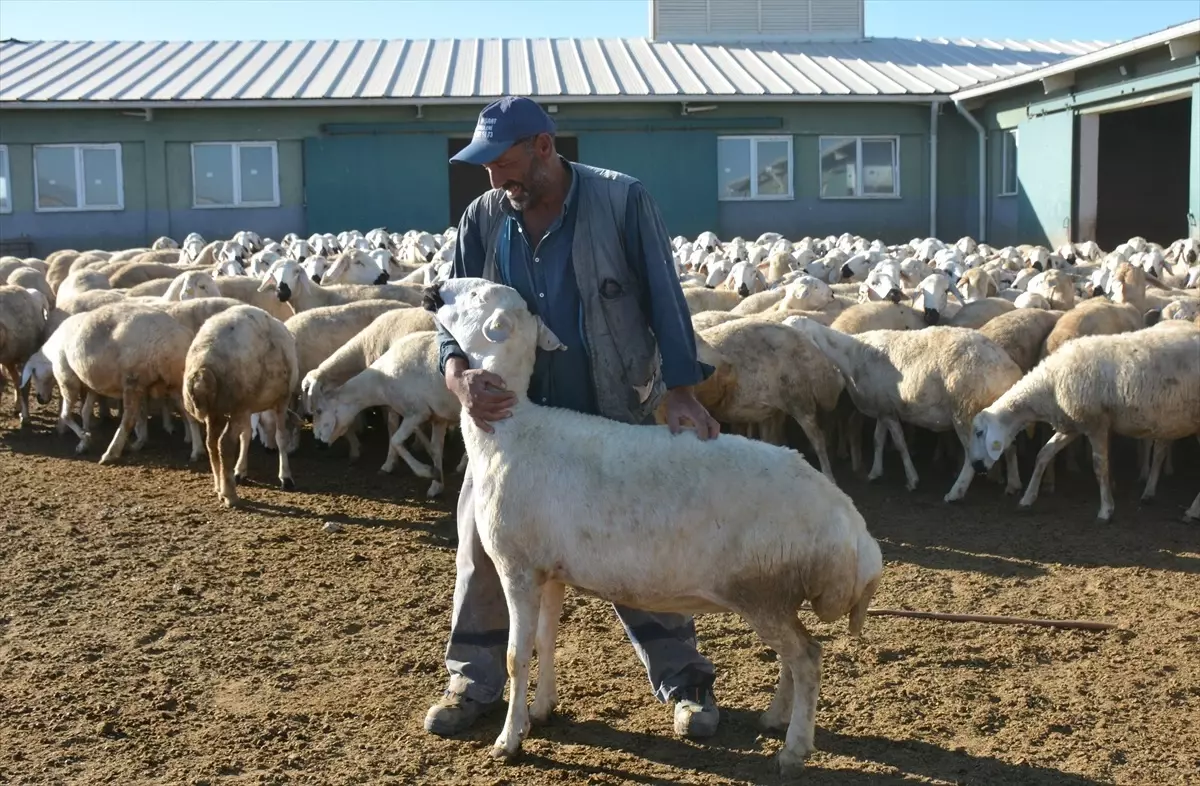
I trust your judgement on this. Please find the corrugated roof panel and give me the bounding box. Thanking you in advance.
[0,35,1122,104]
[301,39,362,98]
[357,39,408,98]
[419,39,457,98]
[528,39,562,96]
[702,45,768,94]
[389,39,431,97]
[625,38,680,94]
[175,40,263,101]
[42,40,147,101]
[674,43,738,94]
[477,38,505,97]
[506,39,533,96]
[603,38,650,95]
[652,41,709,94]
[555,38,593,96]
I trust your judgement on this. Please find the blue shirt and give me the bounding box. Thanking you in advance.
[438,158,709,416]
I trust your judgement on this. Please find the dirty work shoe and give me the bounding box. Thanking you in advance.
[673,685,720,738]
[423,689,500,736]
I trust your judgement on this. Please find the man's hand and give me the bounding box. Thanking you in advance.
[445,357,517,433]
[663,386,720,441]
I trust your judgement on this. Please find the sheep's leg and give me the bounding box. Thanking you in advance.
[1163,439,1175,477]
[791,409,834,482]
[381,414,434,478]
[456,448,469,473]
[159,397,175,437]
[848,411,864,472]
[100,387,141,464]
[1003,446,1022,495]
[130,410,150,452]
[1137,438,1152,482]
[885,418,920,491]
[79,390,97,436]
[490,574,540,761]
[529,579,565,725]
[425,420,448,498]
[60,391,89,451]
[4,363,30,427]
[1019,431,1078,509]
[1089,431,1115,521]
[204,417,223,496]
[218,417,243,508]
[1141,439,1170,501]
[344,428,362,461]
[759,659,795,731]
[273,402,295,491]
[944,428,977,503]
[867,419,888,482]
[745,615,820,775]
[233,416,253,483]
[1185,491,1200,523]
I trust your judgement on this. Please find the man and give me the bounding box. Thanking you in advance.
[425,95,724,740]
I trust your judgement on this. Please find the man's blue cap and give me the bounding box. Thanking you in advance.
[449,96,556,166]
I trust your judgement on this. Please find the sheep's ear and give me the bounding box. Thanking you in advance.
[984,422,1006,462]
[535,317,566,352]
[481,310,513,344]
[20,360,35,389]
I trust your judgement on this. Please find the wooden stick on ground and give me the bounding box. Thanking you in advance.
[861,607,1118,631]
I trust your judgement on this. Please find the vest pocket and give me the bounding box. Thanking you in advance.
[596,279,658,397]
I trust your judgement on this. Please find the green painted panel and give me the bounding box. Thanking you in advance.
[1017,111,1074,247]
[303,134,449,234]
[578,131,717,238]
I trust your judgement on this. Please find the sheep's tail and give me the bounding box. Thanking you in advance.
[184,367,217,418]
[848,529,884,637]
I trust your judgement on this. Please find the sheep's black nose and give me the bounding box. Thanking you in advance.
[1032,262,1043,271]
[737,283,750,297]
[923,307,940,325]
[373,272,389,285]
[1144,309,1162,327]
[422,283,445,312]
[972,460,987,474]
[887,288,903,304]
[841,264,854,280]
[277,282,292,302]
[1092,286,1104,297]
[310,274,322,284]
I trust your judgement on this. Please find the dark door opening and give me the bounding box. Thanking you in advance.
[1094,97,1191,249]
[447,136,578,228]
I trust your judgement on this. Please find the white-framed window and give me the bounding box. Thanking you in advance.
[819,136,900,199]
[191,141,280,208]
[33,143,124,212]
[999,129,1018,196]
[717,135,794,200]
[0,145,10,214]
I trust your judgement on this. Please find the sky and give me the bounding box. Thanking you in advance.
[0,0,1196,43]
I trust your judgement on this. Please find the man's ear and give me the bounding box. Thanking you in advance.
[535,317,566,352]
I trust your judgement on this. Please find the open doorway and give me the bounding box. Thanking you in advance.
[1081,96,1192,249]
[447,136,578,228]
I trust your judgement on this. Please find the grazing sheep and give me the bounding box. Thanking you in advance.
[182,305,300,508]
[830,301,926,334]
[970,327,1200,521]
[425,276,883,774]
[7,266,55,311]
[0,286,50,426]
[786,319,1024,502]
[312,331,459,496]
[259,258,423,314]
[172,270,293,322]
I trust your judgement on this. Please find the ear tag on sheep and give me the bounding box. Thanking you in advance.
[482,313,511,344]
[985,423,1006,462]
[535,317,566,352]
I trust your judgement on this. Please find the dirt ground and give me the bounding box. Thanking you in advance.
[1,401,1198,786]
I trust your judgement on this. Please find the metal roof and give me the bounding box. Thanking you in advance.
[0,36,1112,108]
[950,18,1200,102]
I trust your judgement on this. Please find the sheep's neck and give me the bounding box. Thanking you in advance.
[813,329,858,378]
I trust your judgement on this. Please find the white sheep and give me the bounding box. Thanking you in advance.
[785,319,1024,501]
[182,305,300,508]
[312,330,459,496]
[425,276,883,773]
[0,285,50,426]
[970,326,1200,521]
[259,258,423,313]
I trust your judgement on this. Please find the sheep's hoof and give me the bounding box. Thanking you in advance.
[98,453,119,465]
[1139,493,1155,504]
[1182,514,1198,525]
[129,441,146,454]
[426,481,443,498]
[221,496,240,509]
[280,477,295,491]
[776,746,811,776]
[1005,484,1023,496]
[489,745,521,763]
[759,711,789,732]
[233,473,244,485]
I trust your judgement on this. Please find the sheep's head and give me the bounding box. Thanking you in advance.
[178,271,221,300]
[20,349,56,405]
[958,268,997,303]
[1160,299,1200,323]
[152,236,179,251]
[912,272,964,325]
[782,275,834,311]
[968,407,1013,472]
[301,255,329,283]
[259,259,304,302]
[862,264,904,303]
[424,279,565,381]
[724,261,766,297]
[838,253,871,283]
[311,391,353,447]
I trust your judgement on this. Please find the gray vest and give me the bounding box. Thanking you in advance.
[476,160,665,425]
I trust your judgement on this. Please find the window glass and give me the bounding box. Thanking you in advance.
[819,137,856,198]
[82,147,120,206]
[36,147,79,209]
[861,139,896,196]
[194,144,235,206]
[755,139,790,196]
[239,145,276,204]
[0,148,10,212]
[717,137,752,199]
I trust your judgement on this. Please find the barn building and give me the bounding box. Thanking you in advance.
[0,1,1194,256]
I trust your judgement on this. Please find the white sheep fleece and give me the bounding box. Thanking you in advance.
[426,276,883,773]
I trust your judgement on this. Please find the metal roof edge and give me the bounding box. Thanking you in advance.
[949,18,1200,102]
[0,93,954,111]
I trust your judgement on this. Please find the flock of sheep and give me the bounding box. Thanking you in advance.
[0,225,1197,518]
[0,223,1198,773]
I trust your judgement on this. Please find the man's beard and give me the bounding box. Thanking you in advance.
[503,159,552,211]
